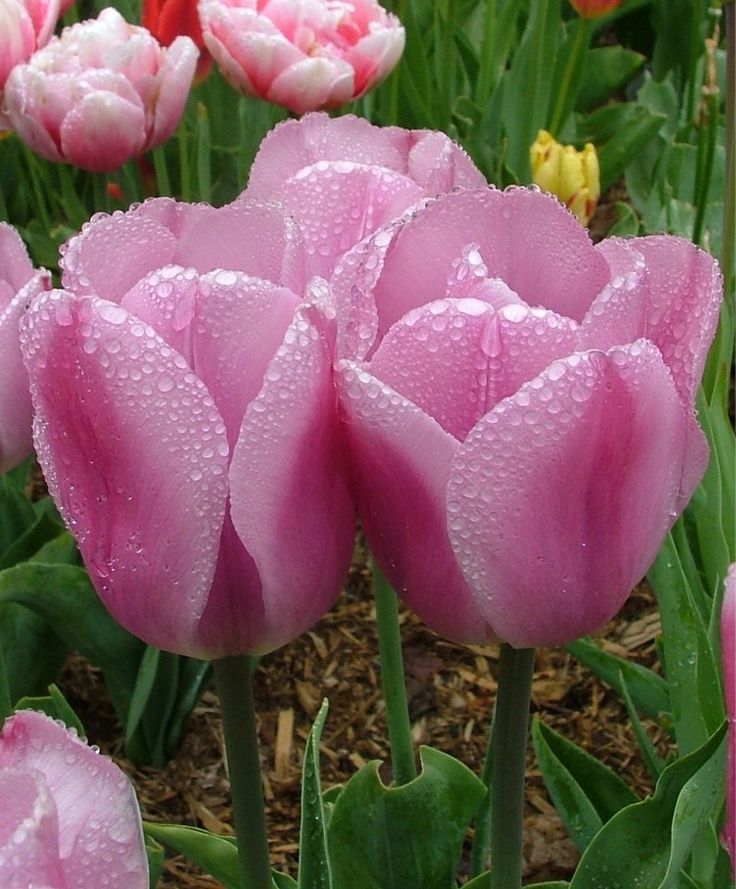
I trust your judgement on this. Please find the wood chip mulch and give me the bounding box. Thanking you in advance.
[59,541,673,887]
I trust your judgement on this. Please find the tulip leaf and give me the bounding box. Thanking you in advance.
[273,874,298,889]
[532,717,637,852]
[14,684,85,737]
[125,647,181,767]
[568,722,727,889]
[618,669,666,780]
[0,601,67,703]
[0,563,144,720]
[564,636,670,721]
[327,746,485,889]
[0,507,65,571]
[464,877,568,889]
[144,834,165,889]
[143,823,239,889]
[298,698,331,889]
[648,530,724,755]
[501,0,561,182]
[576,46,646,112]
[0,475,36,555]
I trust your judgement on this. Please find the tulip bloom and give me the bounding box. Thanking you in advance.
[723,564,736,873]
[21,198,355,659]
[530,129,600,225]
[0,0,61,127]
[334,186,722,648]
[0,223,51,473]
[4,8,198,172]
[143,0,212,79]
[569,0,624,17]
[0,709,148,888]
[243,112,486,278]
[198,0,405,115]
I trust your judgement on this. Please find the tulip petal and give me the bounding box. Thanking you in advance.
[405,129,487,194]
[21,291,229,655]
[447,341,696,647]
[584,236,723,406]
[337,359,491,643]
[370,299,578,441]
[148,35,198,148]
[246,112,413,200]
[373,187,610,332]
[0,222,36,293]
[0,272,49,473]
[272,162,424,278]
[0,711,148,889]
[0,770,64,887]
[229,304,355,654]
[121,265,300,446]
[59,91,147,173]
[269,55,354,114]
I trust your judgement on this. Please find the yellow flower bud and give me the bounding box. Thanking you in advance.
[530,129,600,225]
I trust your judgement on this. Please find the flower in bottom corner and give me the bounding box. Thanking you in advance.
[0,710,148,888]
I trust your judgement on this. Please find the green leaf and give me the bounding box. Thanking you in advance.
[298,698,331,889]
[608,201,640,237]
[328,746,485,889]
[501,0,561,182]
[618,670,665,780]
[0,602,67,703]
[0,563,144,720]
[597,106,667,191]
[569,723,727,889]
[532,718,637,851]
[14,684,85,736]
[273,873,298,889]
[464,876,568,889]
[576,46,646,112]
[648,531,725,754]
[564,636,670,721]
[145,834,165,889]
[144,823,239,889]
[0,509,65,570]
[0,476,36,555]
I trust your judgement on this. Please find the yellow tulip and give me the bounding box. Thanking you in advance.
[530,129,600,225]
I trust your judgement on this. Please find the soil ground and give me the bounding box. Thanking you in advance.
[60,540,671,887]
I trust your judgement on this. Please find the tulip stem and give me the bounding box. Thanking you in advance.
[489,644,535,889]
[373,563,417,785]
[213,655,272,889]
[0,644,12,724]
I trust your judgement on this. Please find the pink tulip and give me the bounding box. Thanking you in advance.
[0,222,51,473]
[198,0,405,115]
[0,0,61,128]
[0,709,148,888]
[20,197,355,659]
[4,8,198,172]
[334,186,722,647]
[242,111,486,278]
[723,564,736,873]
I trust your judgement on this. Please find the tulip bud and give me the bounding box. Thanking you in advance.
[569,0,624,18]
[4,8,198,172]
[198,0,405,115]
[530,129,600,225]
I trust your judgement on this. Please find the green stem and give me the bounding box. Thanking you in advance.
[152,147,172,198]
[469,685,495,876]
[489,644,535,889]
[475,0,498,110]
[387,0,405,124]
[548,17,591,136]
[723,3,735,306]
[212,656,271,889]
[373,563,417,785]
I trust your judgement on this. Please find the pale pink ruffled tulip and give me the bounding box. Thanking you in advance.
[335,186,722,647]
[242,112,486,278]
[0,222,51,473]
[199,0,405,115]
[723,564,736,873]
[4,8,198,172]
[0,709,148,888]
[0,0,62,128]
[21,197,355,659]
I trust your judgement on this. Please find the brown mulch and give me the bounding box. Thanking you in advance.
[58,536,672,888]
